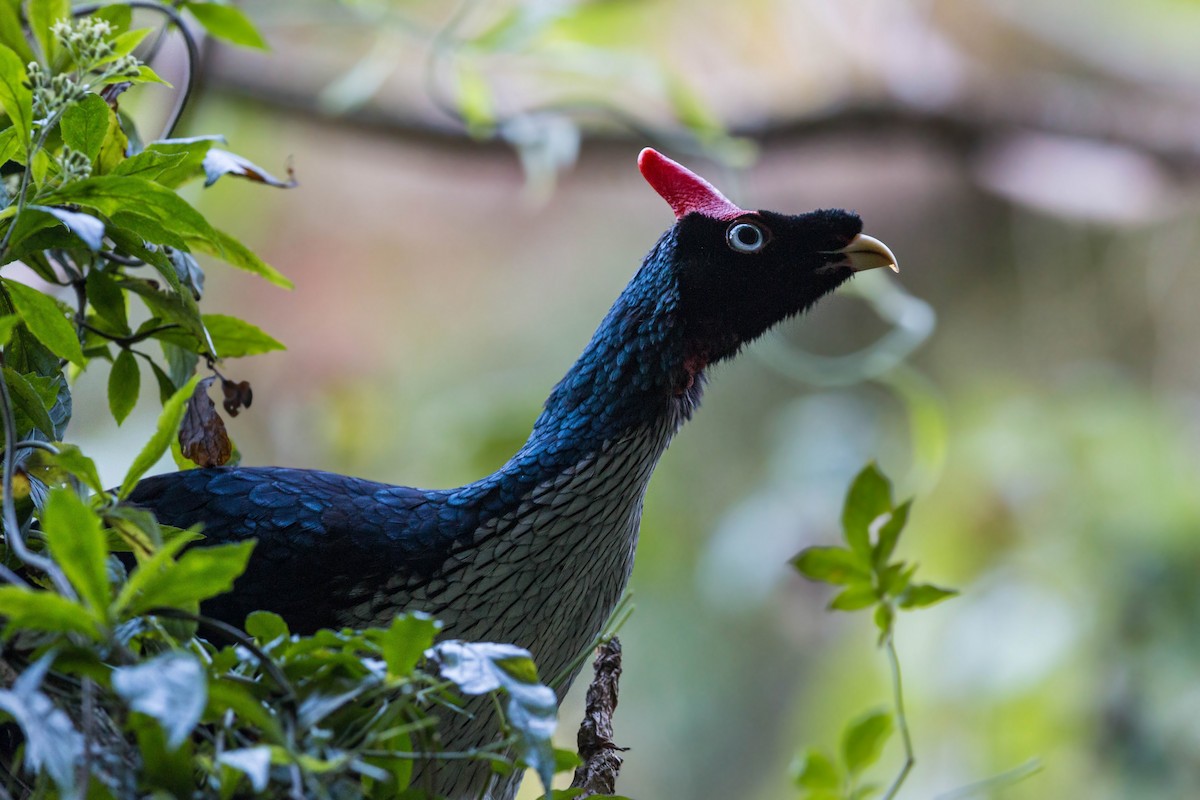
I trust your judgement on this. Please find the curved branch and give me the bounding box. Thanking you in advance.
[73,0,201,140]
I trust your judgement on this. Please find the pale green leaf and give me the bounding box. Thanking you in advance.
[793,545,870,586]
[0,44,31,155]
[899,583,958,610]
[42,488,109,613]
[842,463,892,558]
[793,749,840,791]
[202,313,284,358]
[380,612,440,678]
[126,540,254,613]
[119,374,200,498]
[829,584,877,612]
[27,0,70,65]
[0,586,100,638]
[184,2,268,49]
[841,710,893,775]
[188,228,292,288]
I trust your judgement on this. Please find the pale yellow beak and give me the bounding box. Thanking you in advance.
[828,233,899,273]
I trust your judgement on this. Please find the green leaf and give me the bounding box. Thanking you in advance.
[41,488,109,613]
[104,504,173,561]
[126,540,254,613]
[842,463,892,558]
[102,27,152,64]
[0,313,17,346]
[129,63,170,86]
[873,500,911,568]
[27,0,70,65]
[111,209,188,250]
[829,584,877,612]
[200,313,284,359]
[0,125,20,165]
[0,4,34,64]
[379,612,440,678]
[553,747,583,774]
[873,603,893,641]
[245,610,289,642]
[0,309,23,350]
[184,2,269,49]
[86,268,129,333]
[60,93,110,161]
[792,545,870,585]
[2,366,55,437]
[112,530,198,610]
[111,149,188,182]
[112,652,207,750]
[148,359,177,404]
[664,73,723,141]
[188,228,292,288]
[48,442,103,494]
[841,710,893,775]
[878,562,913,599]
[119,373,200,498]
[135,137,219,187]
[108,347,140,424]
[92,4,132,34]
[207,679,285,743]
[0,44,31,155]
[47,175,217,243]
[0,586,100,637]
[3,279,86,366]
[898,583,958,610]
[454,60,494,138]
[95,103,129,175]
[793,749,840,790]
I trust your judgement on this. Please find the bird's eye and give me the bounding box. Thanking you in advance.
[726,221,768,253]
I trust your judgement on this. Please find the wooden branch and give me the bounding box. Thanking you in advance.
[570,637,627,798]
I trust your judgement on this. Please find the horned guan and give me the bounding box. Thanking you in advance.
[129,148,897,798]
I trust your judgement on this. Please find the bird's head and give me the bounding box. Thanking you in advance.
[638,148,898,382]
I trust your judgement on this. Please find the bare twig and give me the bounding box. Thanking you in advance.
[569,637,626,798]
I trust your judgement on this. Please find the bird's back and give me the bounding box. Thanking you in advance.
[128,466,454,632]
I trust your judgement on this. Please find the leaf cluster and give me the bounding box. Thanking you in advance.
[793,463,956,643]
[0,4,568,799]
[790,464,957,800]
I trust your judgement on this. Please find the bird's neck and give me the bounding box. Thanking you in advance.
[449,231,701,514]
[430,239,703,679]
[509,232,702,486]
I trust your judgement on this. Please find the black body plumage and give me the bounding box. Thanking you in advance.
[127,149,896,800]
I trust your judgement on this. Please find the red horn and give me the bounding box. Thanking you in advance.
[638,148,747,221]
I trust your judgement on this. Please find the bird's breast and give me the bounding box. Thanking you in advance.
[346,414,676,685]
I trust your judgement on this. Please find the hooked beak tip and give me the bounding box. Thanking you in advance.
[829,233,899,274]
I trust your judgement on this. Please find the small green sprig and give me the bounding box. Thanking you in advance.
[791,463,956,800]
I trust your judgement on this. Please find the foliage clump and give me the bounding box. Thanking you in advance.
[0,5,563,798]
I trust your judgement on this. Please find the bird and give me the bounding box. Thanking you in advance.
[128,147,898,799]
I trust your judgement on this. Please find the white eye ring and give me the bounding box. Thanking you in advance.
[726,221,767,253]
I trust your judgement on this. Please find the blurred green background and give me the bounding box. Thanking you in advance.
[71,0,1200,797]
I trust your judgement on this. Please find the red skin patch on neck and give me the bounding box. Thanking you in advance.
[639,148,747,221]
[676,352,709,395]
